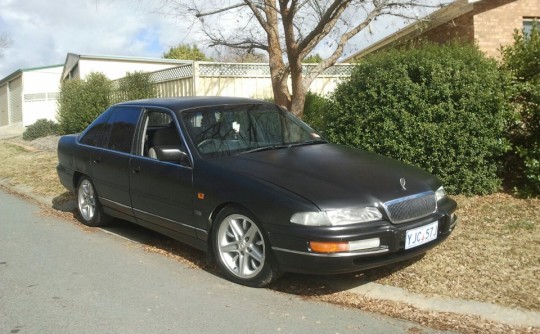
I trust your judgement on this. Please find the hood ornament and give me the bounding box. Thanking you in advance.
[400,178,407,191]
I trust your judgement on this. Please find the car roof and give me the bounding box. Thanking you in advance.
[114,96,274,111]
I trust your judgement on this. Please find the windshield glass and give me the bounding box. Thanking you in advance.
[182,103,325,158]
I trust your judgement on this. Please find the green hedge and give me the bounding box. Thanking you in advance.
[113,71,156,103]
[303,92,331,132]
[23,119,60,141]
[501,25,540,196]
[326,43,510,195]
[57,72,113,134]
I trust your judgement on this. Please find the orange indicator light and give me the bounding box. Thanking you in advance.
[197,192,205,200]
[309,241,349,253]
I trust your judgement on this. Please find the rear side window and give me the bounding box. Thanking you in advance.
[79,106,142,153]
[79,108,113,148]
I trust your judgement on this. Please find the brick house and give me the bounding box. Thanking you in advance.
[344,0,540,61]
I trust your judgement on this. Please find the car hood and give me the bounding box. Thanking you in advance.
[214,144,440,210]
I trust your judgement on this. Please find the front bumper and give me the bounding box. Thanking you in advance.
[268,200,458,275]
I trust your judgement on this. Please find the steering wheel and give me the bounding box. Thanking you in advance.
[197,139,220,153]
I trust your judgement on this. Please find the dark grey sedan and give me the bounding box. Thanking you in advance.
[57,97,458,287]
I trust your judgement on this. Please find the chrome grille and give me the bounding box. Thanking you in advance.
[383,191,437,224]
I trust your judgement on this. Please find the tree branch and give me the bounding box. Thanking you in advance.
[195,2,246,18]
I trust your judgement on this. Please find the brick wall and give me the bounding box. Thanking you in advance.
[472,0,540,59]
[421,12,475,44]
[415,0,540,59]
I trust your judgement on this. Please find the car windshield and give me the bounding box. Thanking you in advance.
[182,103,325,158]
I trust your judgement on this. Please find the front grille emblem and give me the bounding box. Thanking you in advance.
[400,178,407,191]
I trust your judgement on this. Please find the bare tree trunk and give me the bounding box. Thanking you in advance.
[289,57,307,117]
[265,0,291,110]
[269,62,291,110]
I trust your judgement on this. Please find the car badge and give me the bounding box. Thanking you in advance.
[400,178,407,191]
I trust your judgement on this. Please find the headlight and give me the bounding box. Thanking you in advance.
[291,207,382,226]
[290,212,330,226]
[435,186,446,202]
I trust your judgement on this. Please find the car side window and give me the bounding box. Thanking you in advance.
[141,109,189,165]
[107,106,143,154]
[79,108,113,148]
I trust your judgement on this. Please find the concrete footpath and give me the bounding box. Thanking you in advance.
[3,180,540,329]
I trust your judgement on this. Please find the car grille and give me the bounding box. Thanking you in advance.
[383,191,437,224]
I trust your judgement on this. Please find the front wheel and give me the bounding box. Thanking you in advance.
[212,206,280,287]
[77,176,110,227]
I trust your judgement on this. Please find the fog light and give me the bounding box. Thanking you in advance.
[310,238,380,253]
[349,238,380,251]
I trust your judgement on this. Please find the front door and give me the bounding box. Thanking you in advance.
[129,109,197,239]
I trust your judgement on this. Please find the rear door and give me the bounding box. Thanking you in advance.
[79,106,142,219]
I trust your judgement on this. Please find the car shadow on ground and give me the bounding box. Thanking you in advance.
[51,192,423,296]
[267,256,424,296]
[100,219,424,296]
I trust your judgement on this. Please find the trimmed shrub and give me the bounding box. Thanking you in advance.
[57,72,113,134]
[114,71,156,103]
[326,42,509,195]
[501,24,540,196]
[303,92,331,132]
[23,119,59,141]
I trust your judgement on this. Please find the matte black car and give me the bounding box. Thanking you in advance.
[57,97,458,287]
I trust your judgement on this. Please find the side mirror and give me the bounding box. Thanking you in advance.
[154,146,190,165]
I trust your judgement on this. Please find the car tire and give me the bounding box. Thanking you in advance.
[77,176,110,227]
[212,206,281,287]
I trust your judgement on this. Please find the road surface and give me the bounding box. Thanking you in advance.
[0,189,452,333]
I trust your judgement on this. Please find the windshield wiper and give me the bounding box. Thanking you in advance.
[238,140,327,155]
[238,144,290,155]
[287,139,327,148]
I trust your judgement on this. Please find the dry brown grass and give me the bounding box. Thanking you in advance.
[360,193,540,311]
[0,140,65,196]
[1,138,539,317]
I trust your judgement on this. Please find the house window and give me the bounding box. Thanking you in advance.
[523,18,539,36]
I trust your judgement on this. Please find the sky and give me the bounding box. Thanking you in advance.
[0,0,440,79]
[0,0,204,77]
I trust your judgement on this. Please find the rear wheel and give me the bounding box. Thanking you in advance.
[212,206,280,287]
[77,176,110,227]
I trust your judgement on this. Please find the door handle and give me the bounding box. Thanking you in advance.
[132,166,141,174]
[92,158,101,164]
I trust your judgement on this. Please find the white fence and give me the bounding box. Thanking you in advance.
[145,61,355,99]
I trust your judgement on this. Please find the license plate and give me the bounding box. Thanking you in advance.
[405,221,438,250]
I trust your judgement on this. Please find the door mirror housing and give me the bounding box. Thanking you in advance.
[153,146,190,165]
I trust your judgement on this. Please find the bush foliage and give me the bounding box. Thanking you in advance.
[57,72,113,134]
[303,92,330,132]
[23,119,59,141]
[501,24,540,195]
[326,43,509,195]
[114,71,156,103]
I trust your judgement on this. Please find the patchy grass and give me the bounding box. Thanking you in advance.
[0,141,65,197]
[1,138,539,318]
[361,193,540,311]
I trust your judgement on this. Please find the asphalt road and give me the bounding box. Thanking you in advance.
[0,189,452,334]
